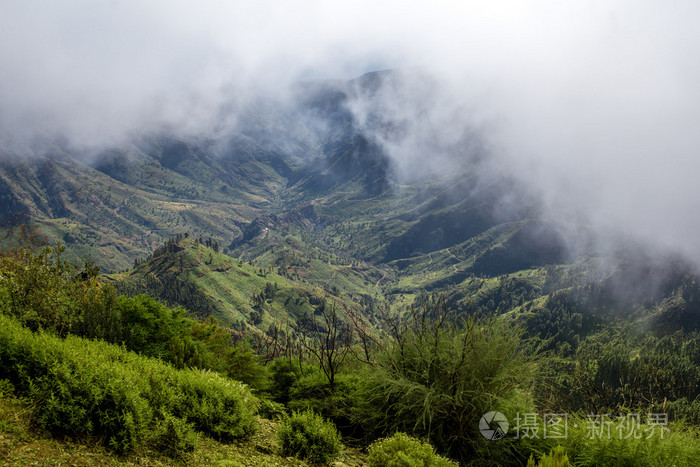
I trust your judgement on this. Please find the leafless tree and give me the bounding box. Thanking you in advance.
[302,303,352,387]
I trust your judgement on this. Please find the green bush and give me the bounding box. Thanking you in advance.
[112,294,191,359]
[355,306,539,461]
[268,357,318,404]
[287,371,363,434]
[278,410,343,464]
[112,296,270,391]
[367,432,456,467]
[0,313,258,454]
[187,324,270,392]
[153,412,199,456]
[0,378,15,396]
[268,358,365,437]
[658,396,700,425]
[257,398,287,420]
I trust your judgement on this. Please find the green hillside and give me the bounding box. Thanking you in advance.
[110,235,381,331]
[0,133,302,272]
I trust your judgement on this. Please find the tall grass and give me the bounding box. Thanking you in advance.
[518,415,700,466]
[563,416,700,466]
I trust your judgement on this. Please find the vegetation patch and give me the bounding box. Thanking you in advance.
[367,432,456,466]
[0,313,258,455]
[278,410,343,465]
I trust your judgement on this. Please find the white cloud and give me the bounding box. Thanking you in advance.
[2,0,700,262]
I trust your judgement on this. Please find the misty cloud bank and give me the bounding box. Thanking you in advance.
[3,1,700,264]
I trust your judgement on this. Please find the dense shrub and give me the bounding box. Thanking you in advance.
[112,294,191,359]
[367,432,456,467]
[112,296,270,391]
[657,396,700,425]
[355,305,539,461]
[0,313,258,454]
[278,410,343,464]
[267,357,318,404]
[287,371,363,434]
[257,398,287,420]
[188,325,270,392]
[153,412,199,456]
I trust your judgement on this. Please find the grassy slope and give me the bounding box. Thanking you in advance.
[233,227,389,299]
[109,237,374,329]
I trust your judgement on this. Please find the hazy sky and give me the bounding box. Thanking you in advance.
[2,1,700,262]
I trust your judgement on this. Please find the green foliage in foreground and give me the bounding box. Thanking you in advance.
[0,245,269,391]
[527,445,570,467]
[520,415,700,467]
[113,294,270,391]
[0,244,108,337]
[367,432,457,467]
[354,303,539,461]
[0,312,259,454]
[286,370,362,433]
[278,410,343,465]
